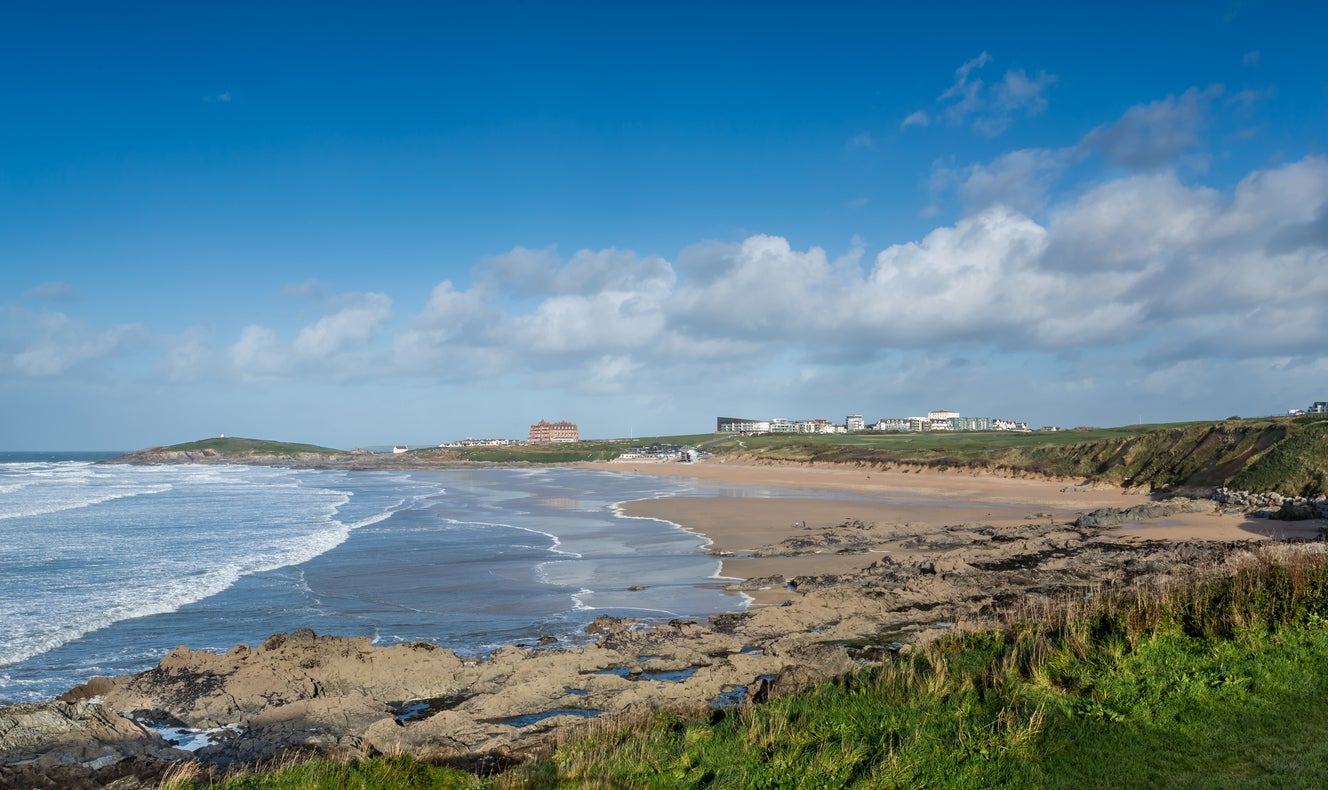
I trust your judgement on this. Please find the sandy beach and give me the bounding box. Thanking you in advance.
[16,458,1326,781]
[610,460,1323,604]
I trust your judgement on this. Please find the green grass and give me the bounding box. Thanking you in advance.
[413,434,719,463]
[198,548,1328,789]
[513,547,1328,788]
[709,416,1328,496]
[184,753,476,789]
[155,437,347,455]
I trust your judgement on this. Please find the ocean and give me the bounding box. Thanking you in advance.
[0,453,779,705]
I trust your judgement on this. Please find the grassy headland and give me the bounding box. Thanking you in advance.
[183,545,1328,789]
[151,437,347,456]
[708,415,1328,497]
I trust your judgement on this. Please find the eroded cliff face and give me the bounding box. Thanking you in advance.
[7,506,1292,787]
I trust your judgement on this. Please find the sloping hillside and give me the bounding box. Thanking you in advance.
[724,417,1328,496]
[109,436,348,464]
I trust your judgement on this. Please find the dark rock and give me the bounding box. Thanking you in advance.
[1276,502,1318,521]
[1075,498,1214,528]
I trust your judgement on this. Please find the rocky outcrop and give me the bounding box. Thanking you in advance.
[0,700,187,767]
[1074,497,1216,528]
[110,449,347,466]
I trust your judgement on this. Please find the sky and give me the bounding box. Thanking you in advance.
[2,1,1327,450]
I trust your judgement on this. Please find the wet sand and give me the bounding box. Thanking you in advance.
[609,460,1321,604]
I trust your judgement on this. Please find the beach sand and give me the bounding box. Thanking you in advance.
[610,460,1320,604]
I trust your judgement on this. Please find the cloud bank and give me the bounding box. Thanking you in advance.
[4,88,1325,430]
[6,155,1324,400]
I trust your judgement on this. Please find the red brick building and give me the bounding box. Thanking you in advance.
[528,420,579,443]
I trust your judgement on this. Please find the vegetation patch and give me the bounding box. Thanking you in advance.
[154,437,347,456]
[417,434,718,464]
[711,416,1328,496]
[190,546,1328,789]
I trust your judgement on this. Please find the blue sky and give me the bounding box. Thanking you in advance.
[3,1,1326,450]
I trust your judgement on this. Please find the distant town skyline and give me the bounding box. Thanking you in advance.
[3,3,1326,450]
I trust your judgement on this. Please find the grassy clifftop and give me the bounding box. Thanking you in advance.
[116,436,347,461]
[712,416,1328,496]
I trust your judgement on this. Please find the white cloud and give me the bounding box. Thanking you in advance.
[1079,85,1222,170]
[940,147,1070,215]
[515,288,668,354]
[226,325,286,379]
[4,151,1327,431]
[291,293,391,359]
[223,293,393,381]
[1,309,146,377]
[906,52,1055,137]
[978,68,1056,135]
[900,110,930,129]
[476,246,561,298]
[392,279,503,378]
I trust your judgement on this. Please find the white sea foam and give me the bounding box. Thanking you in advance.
[2,463,747,702]
[0,462,440,669]
[0,483,174,521]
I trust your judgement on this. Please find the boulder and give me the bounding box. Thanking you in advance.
[0,701,187,767]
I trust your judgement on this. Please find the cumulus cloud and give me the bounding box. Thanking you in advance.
[936,147,1070,215]
[1079,85,1222,169]
[224,292,393,380]
[5,147,1327,428]
[1,309,147,376]
[291,293,391,359]
[226,325,286,379]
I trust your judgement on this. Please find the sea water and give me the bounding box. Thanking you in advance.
[0,455,765,704]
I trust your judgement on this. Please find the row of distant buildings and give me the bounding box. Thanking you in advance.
[434,419,581,449]
[1288,401,1328,416]
[717,409,1034,435]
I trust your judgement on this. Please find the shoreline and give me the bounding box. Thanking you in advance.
[605,460,1324,604]
[8,458,1326,782]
